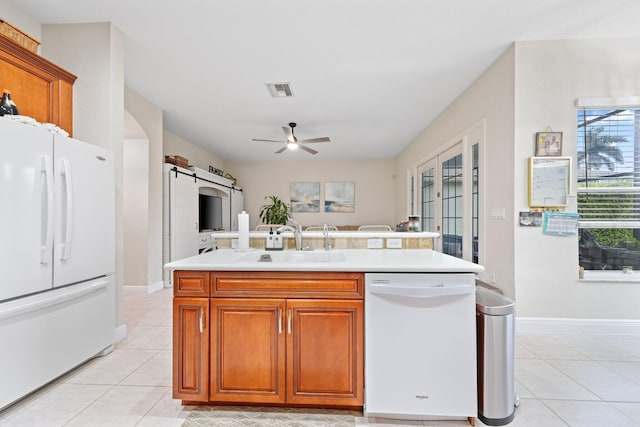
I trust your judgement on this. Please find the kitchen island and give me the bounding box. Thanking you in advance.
[166,247,481,272]
[165,248,483,425]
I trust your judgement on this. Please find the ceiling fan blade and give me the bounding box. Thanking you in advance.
[298,144,318,155]
[252,138,286,143]
[281,126,294,142]
[274,146,287,154]
[297,137,330,144]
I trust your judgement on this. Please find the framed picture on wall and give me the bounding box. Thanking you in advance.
[290,182,320,212]
[535,132,563,156]
[324,182,355,213]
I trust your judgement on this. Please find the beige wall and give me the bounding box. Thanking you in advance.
[514,38,640,319]
[226,159,396,230]
[123,136,149,285]
[125,89,164,290]
[164,130,226,173]
[394,45,516,297]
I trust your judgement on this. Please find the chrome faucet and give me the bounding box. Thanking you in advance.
[323,224,332,251]
[278,217,303,250]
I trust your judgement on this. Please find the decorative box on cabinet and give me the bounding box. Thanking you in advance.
[0,35,76,135]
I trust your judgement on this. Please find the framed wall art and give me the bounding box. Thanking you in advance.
[290,182,320,212]
[324,182,355,213]
[535,131,563,156]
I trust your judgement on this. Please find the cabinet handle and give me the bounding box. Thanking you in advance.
[277,308,282,334]
[199,308,205,334]
[287,309,292,334]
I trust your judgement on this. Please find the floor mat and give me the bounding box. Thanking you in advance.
[182,405,358,427]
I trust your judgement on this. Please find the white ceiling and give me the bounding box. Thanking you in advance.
[10,0,640,162]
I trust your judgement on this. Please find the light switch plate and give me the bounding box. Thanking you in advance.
[387,238,402,249]
[367,238,383,249]
[490,208,506,219]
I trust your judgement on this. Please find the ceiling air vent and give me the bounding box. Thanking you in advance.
[265,82,293,98]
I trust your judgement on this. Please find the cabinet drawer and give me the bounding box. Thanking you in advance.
[174,271,210,297]
[211,272,364,299]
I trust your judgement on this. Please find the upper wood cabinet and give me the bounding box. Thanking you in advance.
[0,36,76,135]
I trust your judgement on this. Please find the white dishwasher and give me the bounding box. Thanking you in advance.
[365,273,477,422]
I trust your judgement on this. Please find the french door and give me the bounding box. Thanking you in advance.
[418,143,474,260]
[440,144,464,258]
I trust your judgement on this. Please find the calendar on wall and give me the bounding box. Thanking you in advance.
[528,157,571,208]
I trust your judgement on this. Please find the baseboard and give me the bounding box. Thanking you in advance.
[147,281,164,294]
[516,317,640,335]
[123,281,165,295]
[114,323,127,343]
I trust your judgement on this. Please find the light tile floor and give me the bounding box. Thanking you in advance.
[0,286,638,426]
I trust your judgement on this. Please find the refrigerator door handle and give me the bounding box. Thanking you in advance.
[368,282,473,298]
[59,159,73,261]
[40,155,54,264]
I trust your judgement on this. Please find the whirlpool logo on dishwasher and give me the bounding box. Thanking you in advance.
[415,395,430,400]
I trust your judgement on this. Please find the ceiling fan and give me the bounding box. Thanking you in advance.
[252,122,330,155]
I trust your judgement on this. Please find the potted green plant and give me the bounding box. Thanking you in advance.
[258,195,290,225]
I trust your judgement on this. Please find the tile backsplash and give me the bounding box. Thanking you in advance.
[215,236,433,250]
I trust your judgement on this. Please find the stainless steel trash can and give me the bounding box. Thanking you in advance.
[476,286,516,426]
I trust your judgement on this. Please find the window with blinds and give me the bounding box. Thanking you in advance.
[578,107,640,271]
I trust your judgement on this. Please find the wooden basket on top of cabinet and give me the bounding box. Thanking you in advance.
[0,20,39,53]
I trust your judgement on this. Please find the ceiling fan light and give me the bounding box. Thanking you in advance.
[287,142,298,150]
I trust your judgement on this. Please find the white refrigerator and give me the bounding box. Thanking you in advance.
[0,119,115,410]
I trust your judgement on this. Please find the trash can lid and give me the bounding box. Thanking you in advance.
[476,286,515,315]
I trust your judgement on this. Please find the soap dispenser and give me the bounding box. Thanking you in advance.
[273,230,284,250]
[266,227,275,250]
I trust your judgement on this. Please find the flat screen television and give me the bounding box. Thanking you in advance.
[199,194,223,231]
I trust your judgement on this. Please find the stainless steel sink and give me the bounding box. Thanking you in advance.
[234,250,346,263]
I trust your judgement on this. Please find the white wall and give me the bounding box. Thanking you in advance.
[394,45,516,296]
[514,38,640,319]
[226,159,395,230]
[125,88,164,290]
[164,130,226,172]
[41,23,126,327]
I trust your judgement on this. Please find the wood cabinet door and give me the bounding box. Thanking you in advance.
[173,298,209,402]
[286,299,364,406]
[210,298,286,403]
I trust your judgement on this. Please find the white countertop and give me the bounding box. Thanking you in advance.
[209,231,438,239]
[164,248,484,273]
